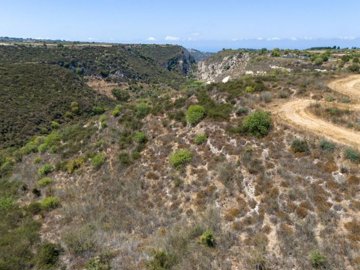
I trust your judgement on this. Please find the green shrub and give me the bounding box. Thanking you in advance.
[291,139,309,153]
[119,152,132,166]
[112,88,130,102]
[35,242,62,269]
[132,150,141,160]
[38,164,55,176]
[147,250,177,270]
[313,57,324,66]
[51,121,60,130]
[194,133,207,145]
[112,105,122,117]
[344,148,360,163]
[309,250,326,268]
[91,153,106,169]
[199,230,215,247]
[136,102,151,118]
[348,64,360,73]
[92,106,106,115]
[186,105,206,125]
[70,101,80,114]
[319,140,335,152]
[0,158,14,177]
[236,107,249,115]
[21,136,44,155]
[169,149,192,168]
[40,196,60,210]
[245,85,255,93]
[133,131,147,144]
[27,202,42,215]
[37,132,61,153]
[241,111,272,137]
[65,157,85,174]
[37,177,54,188]
[0,197,14,210]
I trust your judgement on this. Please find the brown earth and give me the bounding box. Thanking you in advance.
[275,75,360,150]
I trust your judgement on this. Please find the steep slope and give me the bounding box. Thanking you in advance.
[0,44,193,86]
[0,63,111,148]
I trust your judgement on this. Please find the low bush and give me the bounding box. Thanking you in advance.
[133,131,147,144]
[136,102,151,118]
[0,197,14,211]
[319,139,335,152]
[112,88,130,102]
[309,250,326,268]
[37,177,54,188]
[291,139,309,153]
[147,250,177,270]
[91,153,106,169]
[119,152,132,166]
[112,105,122,117]
[38,164,55,176]
[51,121,60,130]
[241,111,272,137]
[344,148,360,163]
[35,242,62,269]
[65,157,85,174]
[194,133,207,145]
[40,196,60,210]
[199,230,215,247]
[236,107,249,116]
[186,105,206,126]
[63,225,97,255]
[169,149,192,168]
[86,253,112,270]
[92,106,106,115]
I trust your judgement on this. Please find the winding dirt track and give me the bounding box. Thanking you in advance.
[275,75,360,150]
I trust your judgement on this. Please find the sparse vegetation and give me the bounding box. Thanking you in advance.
[291,139,309,153]
[309,250,326,268]
[344,147,360,163]
[1,40,360,270]
[199,230,215,247]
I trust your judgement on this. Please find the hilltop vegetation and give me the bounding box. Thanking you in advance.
[0,44,193,86]
[0,63,111,148]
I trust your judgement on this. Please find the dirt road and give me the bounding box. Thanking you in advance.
[275,75,360,150]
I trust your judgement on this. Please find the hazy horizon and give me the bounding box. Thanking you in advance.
[1,0,360,51]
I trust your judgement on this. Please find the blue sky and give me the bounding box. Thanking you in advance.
[1,0,360,51]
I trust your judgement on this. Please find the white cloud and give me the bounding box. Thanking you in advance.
[147,36,156,41]
[267,37,281,41]
[338,36,356,40]
[165,35,180,41]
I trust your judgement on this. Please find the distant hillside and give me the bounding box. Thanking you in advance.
[0,63,111,148]
[188,48,214,62]
[0,44,194,86]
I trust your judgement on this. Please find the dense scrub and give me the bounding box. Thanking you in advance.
[0,44,191,86]
[0,63,110,148]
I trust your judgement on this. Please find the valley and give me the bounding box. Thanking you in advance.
[0,42,359,270]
